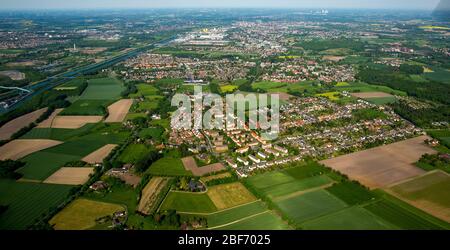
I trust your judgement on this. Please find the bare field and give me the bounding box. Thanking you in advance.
[201,172,232,183]
[350,92,394,98]
[44,167,94,185]
[137,177,170,215]
[51,116,103,129]
[387,170,450,223]
[104,99,133,123]
[37,108,64,128]
[323,55,346,62]
[0,108,47,140]
[181,157,225,176]
[320,136,434,189]
[81,144,118,164]
[0,139,63,160]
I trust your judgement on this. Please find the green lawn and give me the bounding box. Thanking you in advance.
[0,179,73,230]
[146,157,192,176]
[160,191,217,213]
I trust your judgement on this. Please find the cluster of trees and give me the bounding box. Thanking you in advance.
[134,150,161,173]
[153,210,181,227]
[0,160,25,179]
[391,101,450,128]
[399,64,424,75]
[352,108,387,121]
[357,65,450,105]
[121,82,138,98]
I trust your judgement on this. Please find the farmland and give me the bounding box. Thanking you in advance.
[137,177,171,215]
[118,144,152,163]
[243,161,449,229]
[80,77,124,100]
[0,139,62,160]
[160,191,218,213]
[0,179,73,230]
[206,182,257,210]
[147,157,193,176]
[387,171,450,223]
[49,198,125,230]
[104,99,133,123]
[320,136,433,189]
[43,167,94,185]
[0,108,47,140]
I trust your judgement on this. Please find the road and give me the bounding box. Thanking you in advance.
[1,36,175,114]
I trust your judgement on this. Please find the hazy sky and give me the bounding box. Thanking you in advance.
[0,0,442,10]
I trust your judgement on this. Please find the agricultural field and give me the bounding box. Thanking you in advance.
[82,144,118,164]
[206,182,257,210]
[80,77,124,100]
[44,167,94,185]
[147,157,193,176]
[0,108,47,140]
[0,139,62,160]
[320,136,433,189]
[139,127,164,141]
[59,100,112,116]
[220,84,238,93]
[160,191,218,213]
[243,161,450,229]
[0,179,74,230]
[130,84,159,98]
[387,171,450,223]
[300,206,396,230]
[137,177,171,215]
[51,115,104,129]
[104,99,133,123]
[212,211,290,230]
[206,201,268,228]
[350,92,397,105]
[181,156,226,176]
[49,198,124,230]
[117,144,151,163]
[37,108,64,128]
[315,91,340,101]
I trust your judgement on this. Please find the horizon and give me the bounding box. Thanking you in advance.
[0,0,442,11]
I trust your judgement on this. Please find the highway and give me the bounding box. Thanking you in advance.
[1,36,175,114]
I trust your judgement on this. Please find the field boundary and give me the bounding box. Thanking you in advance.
[272,182,336,202]
[207,211,270,230]
[175,199,262,216]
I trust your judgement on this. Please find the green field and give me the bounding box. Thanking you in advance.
[80,77,124,100]
[146,157,192,176]
[0,179,73,230]
[326,181,376,205]
[21,124,98,141]
[220,84,238,93]
[206,201,268,228]
[274,189,348,225]
[49,198,124,230]
[160,191,217,213]
[118,144,151,163]
[19,124,129,180]
[365,96,397,105]
[60,99,112,116]
[424,67,450,84]
[364,198,448,230]
[301,206,396,230]
[139,127,164,140]
[214,211,290,230]
[18,151,81,180]
[130,84,159,98]
[335,82,407,96]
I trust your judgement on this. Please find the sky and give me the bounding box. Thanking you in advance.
[0,0,442,10]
